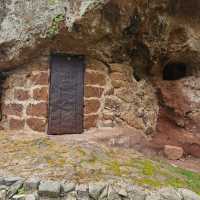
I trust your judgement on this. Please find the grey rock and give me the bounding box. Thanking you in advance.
[61,182,75,194]
[7,180,24,199]
[38,180,61,198]
[24,177,40,191]
[0,177,4,185]
[25,193,39,200]
[0,189,6,200]
[11,194,26,200]
[145,192,161,200]
[117,187,128,197]
[159,188,182,200]
[178,188,200,200]
[107,185,121,200]
[64,191,77,200]
[0,185,8,191]
[89,182,107,200]
[99,184,109,200]
[127,185,146,200]
[4,177,23,186]
[76,184,89,200]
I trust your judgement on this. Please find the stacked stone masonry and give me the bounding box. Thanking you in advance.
[0,56,158,134]
[0,176,199,200]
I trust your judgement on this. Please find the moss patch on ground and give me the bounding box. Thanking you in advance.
[0,132,200,194]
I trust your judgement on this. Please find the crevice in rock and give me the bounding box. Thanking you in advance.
[163,62,187,81]
[0,71,9,121]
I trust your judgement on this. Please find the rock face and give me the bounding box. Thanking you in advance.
[1,0,200,156]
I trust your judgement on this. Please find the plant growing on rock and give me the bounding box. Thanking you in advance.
[46,14,65,39]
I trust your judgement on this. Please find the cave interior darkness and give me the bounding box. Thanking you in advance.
[163,62,187,80]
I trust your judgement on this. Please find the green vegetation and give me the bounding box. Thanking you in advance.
[48,0,61,5]
[47,14,65,39]
[0,133,200,194]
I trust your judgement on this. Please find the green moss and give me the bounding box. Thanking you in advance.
[17,187,25,195]
[142,160,155,176]
[47,14,65,39]
[168,167,200,194]
[48,0,61,5]
[106,160,121,176]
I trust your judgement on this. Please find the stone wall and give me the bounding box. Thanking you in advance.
[0,176,200,200]
[0,55,158,134]
[0,56,49,133]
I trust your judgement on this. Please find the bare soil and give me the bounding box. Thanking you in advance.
[0,127,200,193]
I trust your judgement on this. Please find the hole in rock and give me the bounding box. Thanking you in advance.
[163,62,187,80]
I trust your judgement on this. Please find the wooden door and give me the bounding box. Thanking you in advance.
[48,54,85,135]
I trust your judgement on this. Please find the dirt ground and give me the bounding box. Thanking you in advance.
[0,127,200,193]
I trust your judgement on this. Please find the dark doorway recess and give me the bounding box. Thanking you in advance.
[163,62,187,80]
[48,54,85,135]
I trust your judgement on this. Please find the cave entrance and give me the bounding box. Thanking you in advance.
[163,62,187,80]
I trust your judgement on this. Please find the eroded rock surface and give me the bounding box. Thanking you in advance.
[1,0,200,156]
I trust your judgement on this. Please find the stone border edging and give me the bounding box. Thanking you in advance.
[0,176,199,200]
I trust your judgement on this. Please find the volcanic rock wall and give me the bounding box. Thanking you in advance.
[0,0,200,156]
[0,56,158,134]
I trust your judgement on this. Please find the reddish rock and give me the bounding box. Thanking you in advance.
[14,89,30,101]
[85,71,106,86]
[84,86,104,98]
[84,99,101,114]
[110,63,126,73]
[3,104,23,117]
[87,59,108,72]
[33,87,48,101]
[111,80,127,88]
[110,72,126,81]
[31,72,49,85]
[27,118,46,132]
[104,97,121,110]
[26,103,47,117]
[103,111,114,120]
[84,115,98,129]
[9,118,25,130]
[152,106,200,158]
[164,145,184,160]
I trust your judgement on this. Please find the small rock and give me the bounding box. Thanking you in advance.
[99,184,109,200]
[145,192,161,200]
[0,190,7,200]
[0,177,4,185]
[61,182,75,194]
[24,177,40,191]
[76,184,89,200]
[4,177,23,186]
[65,191,77,200]
[11,194,26,200]
[127,185,146,200]
[118,187,128,197]
[164,145,184,160]
[25,193,39,200]
[89,182,107,200]
[178,188,200,200]
[0,185,8,191]
[7,180,24,198]
[159,188,182,200]
[107,185,121,200]
[38,180,61,198]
